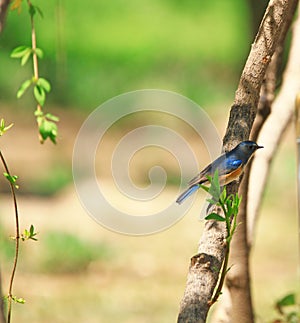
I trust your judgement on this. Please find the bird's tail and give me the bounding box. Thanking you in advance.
[176,184,199,204]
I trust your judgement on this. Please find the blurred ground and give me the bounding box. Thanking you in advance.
[0,105,298,322]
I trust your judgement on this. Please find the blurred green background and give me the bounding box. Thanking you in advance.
[0,0,253,109]
[0,1,298,322]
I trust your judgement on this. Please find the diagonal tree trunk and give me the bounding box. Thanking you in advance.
[177,1,298,322]
[225,2,298,323]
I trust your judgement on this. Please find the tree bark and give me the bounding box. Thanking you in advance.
[225,2,297,323]
[248,0,300,242]
[177,1,298,322]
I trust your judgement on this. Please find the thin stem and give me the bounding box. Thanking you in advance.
[208,201,231,306]
[0,150,20,323]
[209,242,230,306]
[27,0,41,113]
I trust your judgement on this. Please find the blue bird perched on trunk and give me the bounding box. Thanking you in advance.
[176,141,263,205]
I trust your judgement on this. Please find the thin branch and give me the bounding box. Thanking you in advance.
[0,150,20,323]
[27,0,42,114]
[0,268,6,323]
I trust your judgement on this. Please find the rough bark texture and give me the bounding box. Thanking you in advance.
[248,1,300,241]
[177,1,298,322]
[247,0,269,37]
[225,2,298,323]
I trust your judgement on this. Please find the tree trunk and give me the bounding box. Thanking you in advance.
[225,2,298,323]
[177,1,298,321]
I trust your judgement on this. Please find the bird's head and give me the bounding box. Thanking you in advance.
[237,140,263,158]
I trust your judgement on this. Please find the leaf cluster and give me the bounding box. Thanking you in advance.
[21,225,38,241]
[3,172,19,189]
[10,2,59,144]
[0,119,14,136]
[202,170,241,241]
[199,170,242,306]
[34,110,59,144]
[273,293,300,323]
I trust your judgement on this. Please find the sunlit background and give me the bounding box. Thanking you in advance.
[0,1,298,322]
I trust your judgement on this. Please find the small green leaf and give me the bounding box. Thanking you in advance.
[34,5,44,18]
[29,4,43,18]
[277,293,296,308]
[3,172,19,189]
[206,198,217,205]
[207,170,221,201]
[35,48,44,58]
[0,119,14,136]
[199,184,210,193]
[28,3,36,17]
[34,109,43,117]
[205,213,226,222]
[39,119,58,144]
[37,78,51,92]
[219,187,227,204]
[34,85,46,106]
[10,46,31,58]
[17,79,32,98]
[21,224,38,241]
[20,50,32,66]
[12,296,26,304]
[45,113,59,122]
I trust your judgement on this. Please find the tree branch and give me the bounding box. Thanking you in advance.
[177,1,298,322]
[248,0,300,243]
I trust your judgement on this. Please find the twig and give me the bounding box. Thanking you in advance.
[28,0,41,114]
[0,150,20,323]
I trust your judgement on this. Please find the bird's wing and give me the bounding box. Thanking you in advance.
[188,154,242,186]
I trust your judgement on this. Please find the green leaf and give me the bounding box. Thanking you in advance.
[45,113,59,122]
[199,184,210,193]
[37,78,51,92]
[28,3,36,17]
[39,119,58,144]
[29,4,43,18]
[205,170,221,202]
[205,213,226,222]
[0,119,14,136]
[34,109,43,117]
[22,225,38,241]
[206,198,218,205]
[277,293,296,308]
[219,187,227,204]
[3,172,19,189]
[17,79,32,98]
[20,50,32,66]
[10,46,31,58]
[34,85,46,106]
[34,5,44,18]
[12,296,25,304]
[35,48,44,58]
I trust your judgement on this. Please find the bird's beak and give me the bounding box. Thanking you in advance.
[257,145,264,149]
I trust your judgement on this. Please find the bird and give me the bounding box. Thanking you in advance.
[176,140,263,204]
